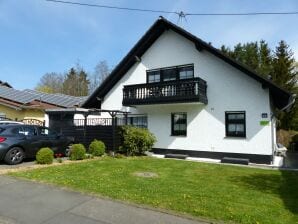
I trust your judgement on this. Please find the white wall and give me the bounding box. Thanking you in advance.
[100,30,273,156]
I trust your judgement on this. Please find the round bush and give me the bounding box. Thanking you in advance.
[119,126,156,156]
[70,144,86,160]
[36,148,54,164]
[89,139,105,156]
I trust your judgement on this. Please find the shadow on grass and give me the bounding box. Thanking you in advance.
[230,170,298,215]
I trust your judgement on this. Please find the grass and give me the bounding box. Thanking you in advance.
[8,157,298,224]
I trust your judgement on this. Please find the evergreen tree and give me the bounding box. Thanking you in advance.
[258,40,272,77]
[63,67,89,96]
[221,40,297,130]
[271,41,297,129]
[271,40,297,91]
[78,70,89,96]
[63,68,77,96]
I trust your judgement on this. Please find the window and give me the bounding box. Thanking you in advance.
[225,111,246,137]
[39,127,57,136]
[179,65,194,79]
[0,113,6,120]
[163,68,177,81]
[19,126,37,136]
[171,113,187,136]
[146,64,194,83]
[147,70,160,83]
[128,116,148,128]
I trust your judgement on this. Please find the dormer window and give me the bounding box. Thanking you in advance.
[146,64,194,83]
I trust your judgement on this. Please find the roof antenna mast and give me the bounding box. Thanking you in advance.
[177,11,187,27]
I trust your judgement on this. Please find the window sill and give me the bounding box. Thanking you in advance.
[170,135,187,137]
[224,136,247,139]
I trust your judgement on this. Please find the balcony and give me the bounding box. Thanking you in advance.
[122,77,207,106]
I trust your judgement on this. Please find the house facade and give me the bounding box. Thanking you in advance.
[83,17,292,164]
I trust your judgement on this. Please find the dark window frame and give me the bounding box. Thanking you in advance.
[147,70,161,83]
[146,64,194,83]
[171,112,187,136]
[225,111,246,138]
[128,116,148,128]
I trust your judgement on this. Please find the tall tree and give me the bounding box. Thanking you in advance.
[35,72,64,93]
[89,60,110,94]
[271,40,297,91]
[63,67,89,96]
[221,40,297,130]
[271,41,297,129]
[258,40,272,77]
[221,41,272,77]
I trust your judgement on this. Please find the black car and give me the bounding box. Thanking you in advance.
[0,124,74,165]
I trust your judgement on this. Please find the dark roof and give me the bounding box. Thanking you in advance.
[0,81,12,88]
[0,85,86,108]
[83,17,292,110]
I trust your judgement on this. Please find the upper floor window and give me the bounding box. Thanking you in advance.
[179,65,194,79]
[147,64,194,83]
[225,111,246,137]
[147,70,160,83]
[163,68,177,81]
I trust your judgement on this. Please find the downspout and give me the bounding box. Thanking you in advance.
[271,94,296,162]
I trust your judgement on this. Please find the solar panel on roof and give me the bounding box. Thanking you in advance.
[0,86,36,104]
[0,86,86,107]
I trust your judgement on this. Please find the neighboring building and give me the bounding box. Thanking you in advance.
[82,17,293,164]
[0,85,86,123]
[0,80,12,88]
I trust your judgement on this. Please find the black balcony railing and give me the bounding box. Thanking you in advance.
[123,77,207,106]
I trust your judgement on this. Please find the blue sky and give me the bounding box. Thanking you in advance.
[0,0,297,90]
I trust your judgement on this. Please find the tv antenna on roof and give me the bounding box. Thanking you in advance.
[177,11,187,27]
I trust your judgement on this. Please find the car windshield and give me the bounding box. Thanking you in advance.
[0,128,4,133]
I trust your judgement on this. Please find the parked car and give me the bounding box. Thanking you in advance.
[0,124,74,165]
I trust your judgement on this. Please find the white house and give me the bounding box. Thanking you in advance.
[82,17,293,164]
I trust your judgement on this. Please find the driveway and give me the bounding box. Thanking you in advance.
[0,176,208,224]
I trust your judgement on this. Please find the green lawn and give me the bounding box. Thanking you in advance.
[9,157,298,224]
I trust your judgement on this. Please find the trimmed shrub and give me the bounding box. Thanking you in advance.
[36,147,54,164]
[119,126,156,156]
[89,139,105,156]
[69,144,86,160]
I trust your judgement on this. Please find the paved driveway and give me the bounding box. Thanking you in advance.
[0,176,208,224]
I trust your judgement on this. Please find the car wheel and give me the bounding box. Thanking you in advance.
[65,144,72,157]
[4,147,25,165]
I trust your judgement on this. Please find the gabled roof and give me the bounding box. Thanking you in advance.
[83,17,292,110]
[0,85,86,109]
